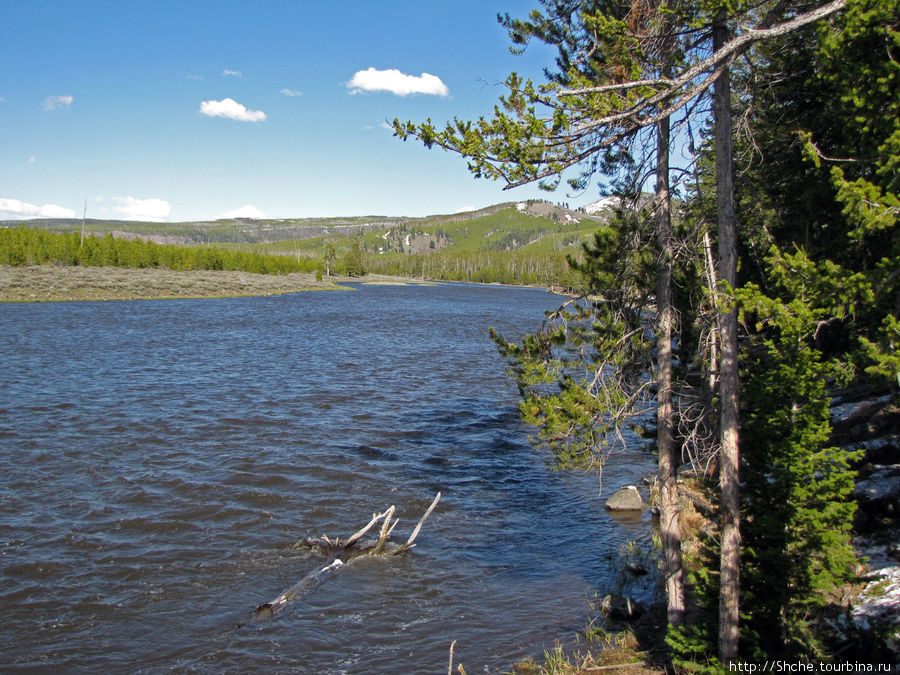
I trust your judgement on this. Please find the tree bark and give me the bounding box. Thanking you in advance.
[703,230,720,395]
[713,9,741,664]
[655,113,685,628]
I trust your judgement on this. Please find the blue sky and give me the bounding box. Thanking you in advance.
[1,1,603,222]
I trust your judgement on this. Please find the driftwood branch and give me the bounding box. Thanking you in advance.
[448,640,457,675]
[343,507,393,549]
[582,663,647,671]
[393,490,442,555]
[248,558,346,624]
[241,492,442,626]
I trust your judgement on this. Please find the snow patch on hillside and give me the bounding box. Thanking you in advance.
[583,196,621,214]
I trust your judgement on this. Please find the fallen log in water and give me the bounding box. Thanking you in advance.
[242,492,441,626]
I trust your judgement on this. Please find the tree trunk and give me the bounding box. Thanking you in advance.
[703,230,720,396]
[713,9,741,664]
[655,114,685,627]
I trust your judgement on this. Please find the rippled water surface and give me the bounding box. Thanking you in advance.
[0,282,656,673]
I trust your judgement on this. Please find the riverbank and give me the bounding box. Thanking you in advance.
[0,264,543,302]
[506,393,899,673]
[0,265,425,302]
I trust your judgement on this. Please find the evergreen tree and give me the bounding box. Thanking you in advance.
[344,238,366,277]
[738,287,861,657]
[665,0,894,662]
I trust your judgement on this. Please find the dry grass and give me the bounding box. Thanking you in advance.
[508,621,668,675]
[0,265,356,302]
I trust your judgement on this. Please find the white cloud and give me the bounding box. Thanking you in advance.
[112,196,171,221]
[363,121,396,131]
[0,198,75,220]
[222,204,265,219]
[43,94,73,110]
[187,74,204,80]
[346,68,449,97]
[455,205,477,213]
[280,88,302,97]
[222,69,243,78]
[199,98,266,122]
[29,157,35,164]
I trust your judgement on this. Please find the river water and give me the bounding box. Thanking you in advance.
[0,282,656,673]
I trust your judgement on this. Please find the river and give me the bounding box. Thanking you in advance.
[0,282,656,673]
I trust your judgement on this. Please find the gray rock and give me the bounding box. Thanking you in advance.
[854,464,900,501]
[605,485,643,511]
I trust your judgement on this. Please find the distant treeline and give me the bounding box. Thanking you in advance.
[0,224,580,288]
[363,249,579,288]
[0,226,319,275]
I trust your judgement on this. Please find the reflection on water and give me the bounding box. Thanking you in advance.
[0,283,656,673]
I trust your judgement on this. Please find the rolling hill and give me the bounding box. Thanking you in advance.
[2,200,615,256]
[1,199,631,287]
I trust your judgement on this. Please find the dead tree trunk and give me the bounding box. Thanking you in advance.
[713,10,741,663]
[655,113,685,628]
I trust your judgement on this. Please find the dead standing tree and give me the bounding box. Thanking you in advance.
[241,492,441,626]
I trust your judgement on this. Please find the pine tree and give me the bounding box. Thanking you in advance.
[738,287,861,657]
[344,238,366,277]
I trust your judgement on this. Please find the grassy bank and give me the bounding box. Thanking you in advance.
[0,265,354,302]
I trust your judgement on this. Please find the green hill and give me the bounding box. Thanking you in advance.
[1,200,619,287]
[2,200,609,252]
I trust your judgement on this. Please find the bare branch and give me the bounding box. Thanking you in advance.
[398,491,442,551]
[560,78,675,96]
[344,508,392,549]
[560,0,845,100]
[243,494,442,626]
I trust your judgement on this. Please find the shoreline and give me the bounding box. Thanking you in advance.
[0,264,556,303]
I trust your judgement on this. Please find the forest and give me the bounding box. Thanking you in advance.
[0,226,320,275]
[395,0,898,669]
[0,213,588,287]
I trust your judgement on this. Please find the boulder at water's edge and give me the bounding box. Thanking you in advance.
[605,485,643,511]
